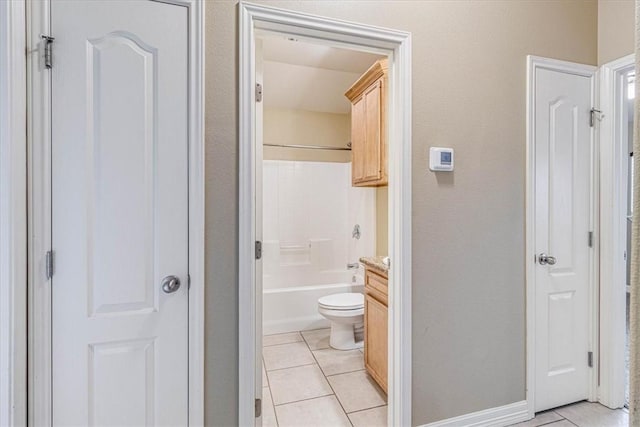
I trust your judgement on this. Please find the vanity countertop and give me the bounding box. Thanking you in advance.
[359,256,389,275]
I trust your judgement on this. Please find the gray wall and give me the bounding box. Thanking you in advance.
[205,1,598,425]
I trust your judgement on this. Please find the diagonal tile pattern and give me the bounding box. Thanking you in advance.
[263,328,387,426]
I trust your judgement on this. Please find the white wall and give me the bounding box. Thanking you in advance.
[262,160,375,289]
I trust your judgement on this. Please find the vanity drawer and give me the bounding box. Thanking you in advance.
[365,269,388,299]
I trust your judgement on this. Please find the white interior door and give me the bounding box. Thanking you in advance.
[51,1,189,425]
[533,62,595,412]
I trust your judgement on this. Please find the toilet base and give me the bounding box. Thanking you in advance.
[329,321,364,350]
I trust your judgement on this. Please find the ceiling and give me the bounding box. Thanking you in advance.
[262,36,385,114]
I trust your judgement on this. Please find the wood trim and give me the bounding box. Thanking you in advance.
[26,1,205,425]
[0,2,28,425]
[239,3,412,426]
[598,53,634,409]
[420,400,529,427]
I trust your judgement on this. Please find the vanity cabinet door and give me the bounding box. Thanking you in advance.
[364,292,388,393]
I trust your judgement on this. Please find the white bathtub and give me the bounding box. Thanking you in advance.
[262,281,364,335]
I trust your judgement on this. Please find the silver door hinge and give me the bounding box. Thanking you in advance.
[41,35,55,69]
[255,398,262,418]
[255,241,262,260]
[256,83,263,102]
[590,108,603,127]
[588,231,594,248]
[45,250,54,279]
[588,351,593,367]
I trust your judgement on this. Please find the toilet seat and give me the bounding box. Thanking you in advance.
[318,293,364,310]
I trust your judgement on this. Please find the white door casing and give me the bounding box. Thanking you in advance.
[51,1,189,425]
[529,57,596,413]
[255,37,264,426]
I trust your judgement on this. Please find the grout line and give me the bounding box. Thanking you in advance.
[264,362,316,373]
[325,368,367,378]
[305,331,354,426]
[262,339,305,348]
[345,403,387,415]
[272,393,335,408]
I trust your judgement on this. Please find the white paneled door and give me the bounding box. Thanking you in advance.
[533,63,594,412]
[51,1,189,425]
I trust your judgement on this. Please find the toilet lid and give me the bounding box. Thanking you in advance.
[318,293,364,310]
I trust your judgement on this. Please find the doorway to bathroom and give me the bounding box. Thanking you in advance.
[238,4,412,427]
[258,35,388,425]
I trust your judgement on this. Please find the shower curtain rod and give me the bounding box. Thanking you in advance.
[264,143,351,151]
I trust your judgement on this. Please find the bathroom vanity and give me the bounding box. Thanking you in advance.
[360,257,389,393]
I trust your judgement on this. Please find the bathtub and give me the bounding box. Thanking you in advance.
[262,280,364,335]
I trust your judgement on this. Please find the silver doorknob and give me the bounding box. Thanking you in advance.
[538,253,557,266]
[161,275,181,293]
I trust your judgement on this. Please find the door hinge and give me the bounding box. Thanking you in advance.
[588,231,594,248]
[41,35,55,69]
[255,398,262,418]
[255,241,262,260]
[256,83,263,103]
[45,250,54,279]
[590,108,603,127]
[588,351,594,368]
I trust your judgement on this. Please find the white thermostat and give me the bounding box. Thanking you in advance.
[429,147,454,172]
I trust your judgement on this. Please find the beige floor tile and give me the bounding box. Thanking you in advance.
[264,332,303,347]
[301,328,331,350]
[509,410,563,427]
[348,405,387,427]
[262,387,278,427]
[544,421,577,427]
[327,370,387,413]
[275,395,351,427]
[313,348,364,376]
[268,364,333,405]
[553,401,628,427]
[263,342,315,371]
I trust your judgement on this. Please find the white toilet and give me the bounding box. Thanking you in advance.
[317,293,364,350]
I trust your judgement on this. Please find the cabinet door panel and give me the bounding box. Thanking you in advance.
[365,293,388,392]
[351,95,366,183]
[363,81,382,181]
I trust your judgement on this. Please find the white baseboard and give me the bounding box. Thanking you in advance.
[421,400,530,427]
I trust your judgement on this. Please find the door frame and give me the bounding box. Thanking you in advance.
[238,2,412,426]
[0,1,28,425]
[598,53,635,409]
[24,1,205,425]
[525,55,599,417]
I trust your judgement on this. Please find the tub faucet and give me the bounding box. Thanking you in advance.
[347,263,359,270]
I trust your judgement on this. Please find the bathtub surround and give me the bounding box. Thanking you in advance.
[262,160,375,334]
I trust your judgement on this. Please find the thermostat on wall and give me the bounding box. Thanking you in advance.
[429,147,454,172]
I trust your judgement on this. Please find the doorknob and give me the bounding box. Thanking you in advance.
[538,253,557,266]
[161,275,181,293]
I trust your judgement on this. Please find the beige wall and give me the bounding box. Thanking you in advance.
[263,108,351,162]
[205,1,597,425]
[598,0,635,65]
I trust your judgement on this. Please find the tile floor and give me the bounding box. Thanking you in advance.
[262,328,387,427]
[262,330,627,427]
[510,401,629,427]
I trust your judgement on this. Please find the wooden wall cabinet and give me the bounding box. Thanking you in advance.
[364,268,388,393]
[345,59,388,187]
